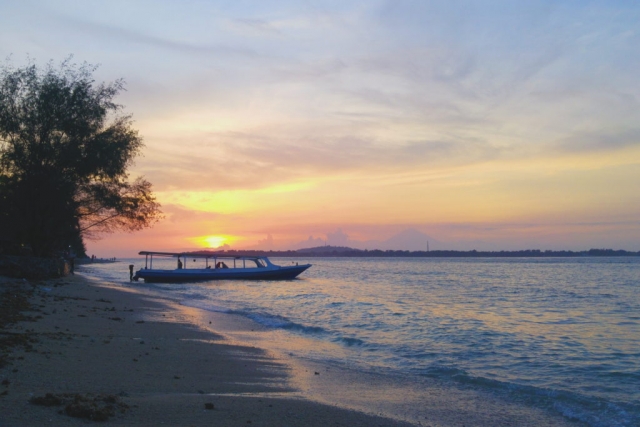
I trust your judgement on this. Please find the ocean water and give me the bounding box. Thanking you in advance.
[80,256,640,426]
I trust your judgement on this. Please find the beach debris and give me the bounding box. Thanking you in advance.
[204,402,215,410]
[30,393,129,421]
[29,393,62,406]
[0,286,33,326]
[30,393,62,406]
[0,331,37,367]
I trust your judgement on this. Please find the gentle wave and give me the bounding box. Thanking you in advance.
[80,257,640,427]
[420,365,639,427]
[181,299,329,334]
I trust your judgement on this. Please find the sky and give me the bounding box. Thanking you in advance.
[1,0,639,257]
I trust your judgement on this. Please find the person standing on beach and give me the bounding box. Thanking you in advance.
[129,264,134,281]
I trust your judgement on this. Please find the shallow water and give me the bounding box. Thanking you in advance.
[81,256,640,427]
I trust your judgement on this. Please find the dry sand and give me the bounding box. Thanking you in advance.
[0,273,584,426]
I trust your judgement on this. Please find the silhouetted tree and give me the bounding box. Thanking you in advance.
[0,58,161,256]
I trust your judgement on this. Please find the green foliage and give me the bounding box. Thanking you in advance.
[0,58,161,256]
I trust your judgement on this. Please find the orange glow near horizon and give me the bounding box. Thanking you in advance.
[127,148,640,256]
[191,235,234,249]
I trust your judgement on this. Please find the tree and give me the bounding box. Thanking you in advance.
[0,58,161,257]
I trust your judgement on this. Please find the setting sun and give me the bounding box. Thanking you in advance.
[200,235,229,248]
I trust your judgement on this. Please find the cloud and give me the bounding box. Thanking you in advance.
[231,18,284,36]
[137,140,300,192]
[326,228,349,246]
[270,57,349,82]
[162,204,224,223]
[134,122,530,195]
[56,15,260,58]
[279,219,640,252]
[555,128,640,154]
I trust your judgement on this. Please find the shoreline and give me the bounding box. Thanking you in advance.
[0,273,586,426]
[0,273,413,426]
[183,302,590,427]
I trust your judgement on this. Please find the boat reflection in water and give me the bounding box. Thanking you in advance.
[133,251,311,283]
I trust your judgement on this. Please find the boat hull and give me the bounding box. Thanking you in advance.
[134,264,311,283]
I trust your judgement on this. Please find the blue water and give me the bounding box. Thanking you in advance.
[80,257,640,426]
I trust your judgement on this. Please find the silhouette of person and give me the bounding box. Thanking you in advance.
[129,264,134,281]
[177,258,183,269]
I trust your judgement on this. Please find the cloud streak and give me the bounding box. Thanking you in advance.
[56,15,260,59]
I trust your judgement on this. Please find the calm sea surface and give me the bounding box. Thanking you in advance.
[80,257,640,427]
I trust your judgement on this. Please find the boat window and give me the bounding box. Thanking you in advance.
[220,259,266,268]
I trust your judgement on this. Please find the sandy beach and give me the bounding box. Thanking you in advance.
[0,273,417,426]
[0,273,586,427]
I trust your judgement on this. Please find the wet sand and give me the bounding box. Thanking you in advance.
[0,273,583,426]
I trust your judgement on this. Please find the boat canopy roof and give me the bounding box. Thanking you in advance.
[138,251,267,260]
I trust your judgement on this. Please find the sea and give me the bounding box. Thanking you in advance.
[79,256,640,427]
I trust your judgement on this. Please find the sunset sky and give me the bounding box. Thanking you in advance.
[1,0,639,256]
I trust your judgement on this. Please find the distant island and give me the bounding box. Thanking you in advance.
[190,246,640,258]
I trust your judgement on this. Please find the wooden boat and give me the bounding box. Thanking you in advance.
[133,251,311,283]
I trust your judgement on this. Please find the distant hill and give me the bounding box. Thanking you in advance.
[288,228,440,251]
[195,246,640,258]
[297,246,363,255]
